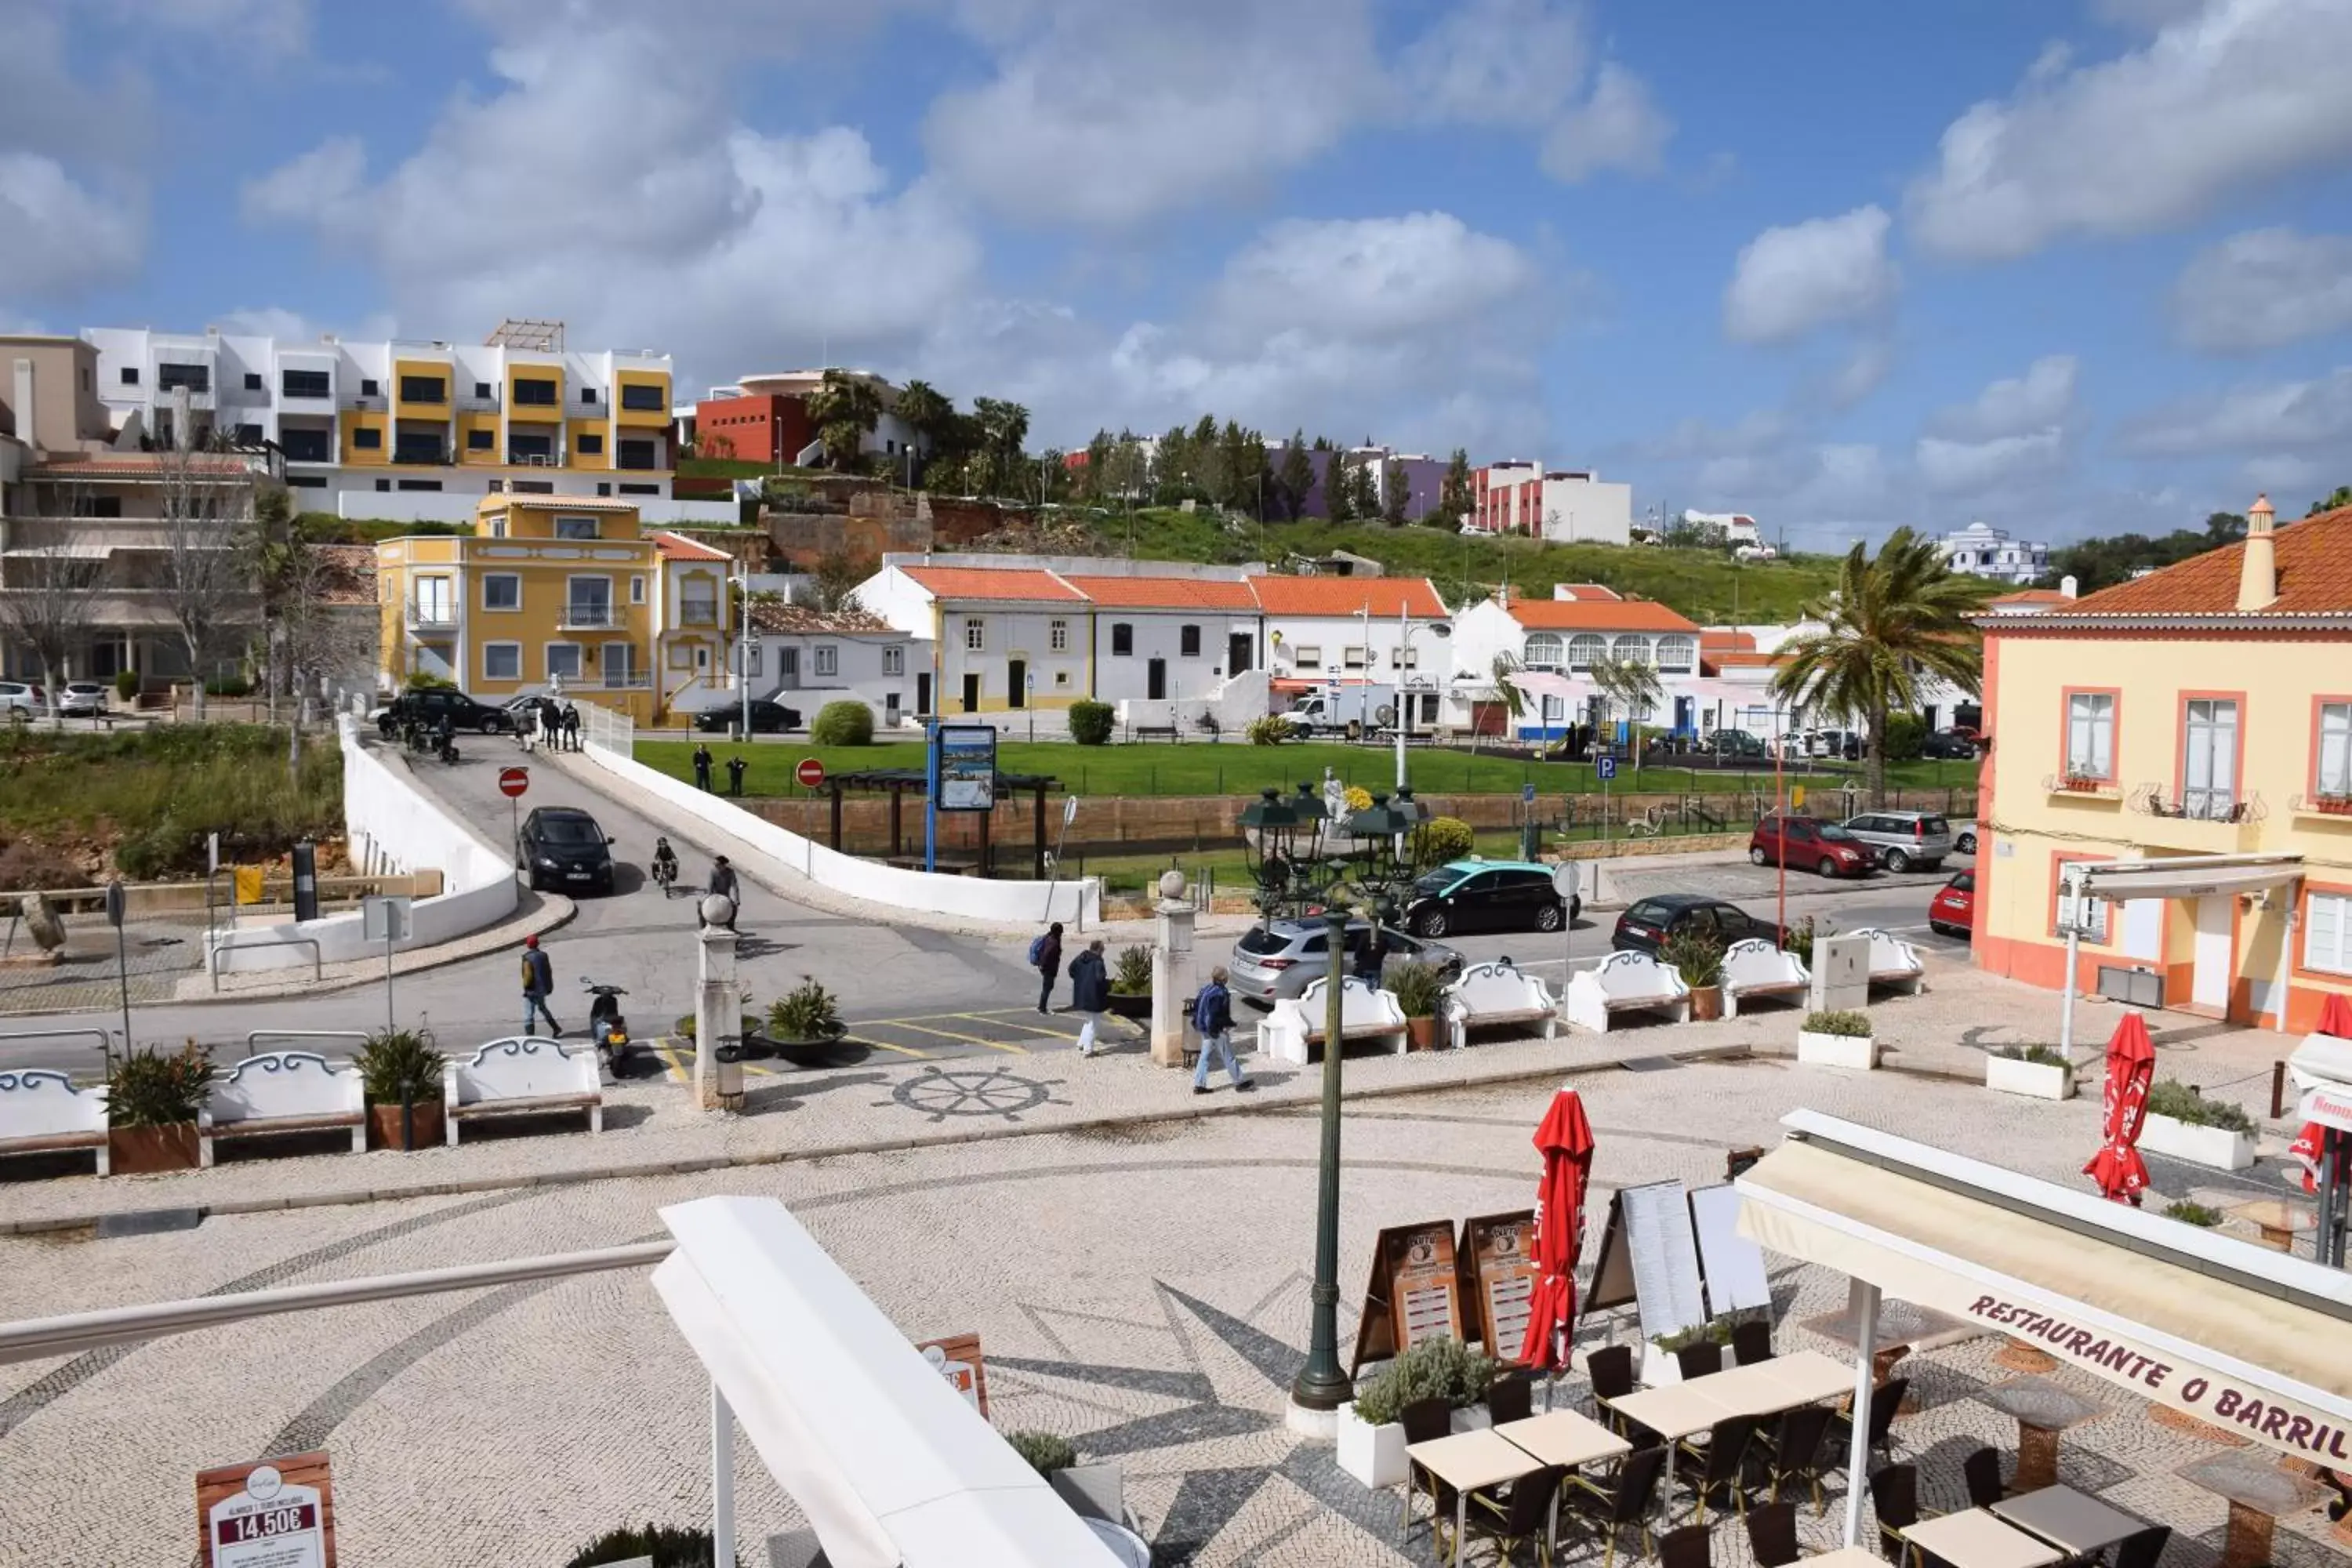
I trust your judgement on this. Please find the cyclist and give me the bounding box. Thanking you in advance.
[651,836,679,898]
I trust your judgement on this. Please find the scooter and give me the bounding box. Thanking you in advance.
[582,978,630,1072]
[435,728,460,765]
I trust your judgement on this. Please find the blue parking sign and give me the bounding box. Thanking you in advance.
[1521,783,1537,804]
[1596,756,1618,782]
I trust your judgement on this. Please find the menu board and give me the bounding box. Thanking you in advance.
[915,1331,990,1418]
[1457,1210,1538,1357]
[1588,1189,1636,1314]
[935,725,997,812]
[1689,1184,1771,1314]
[1350,1220,1463,1376]
[196,1451,336,1568]
[1617,1179,1708,1343]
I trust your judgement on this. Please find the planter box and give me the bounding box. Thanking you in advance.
[2140,1110,2257,1171]
[1406,1017,1439,1051]
[1797,1029,1878,1070]
[1985,1056,2074,1102]
[107,1123,201,1174]
[1105,993,1152,1022]
[1690,986,1725,1023]
[368,1100,445,1151]
[1334,1402,1409,1489]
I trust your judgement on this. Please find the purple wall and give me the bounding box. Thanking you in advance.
[1271,445,1447,521]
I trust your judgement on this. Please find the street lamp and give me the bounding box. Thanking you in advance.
[1394,619,1452,791]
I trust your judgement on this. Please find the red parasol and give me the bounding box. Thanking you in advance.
[2083,1011,2157,1203]
[1519,1084,1596,1373]
[2289,995,2352,1195]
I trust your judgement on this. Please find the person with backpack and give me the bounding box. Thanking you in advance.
[1029,921,1063,1014]
[1067,938,1109,1056]
[521,934,560,1037]
[1192,965,1251,1095]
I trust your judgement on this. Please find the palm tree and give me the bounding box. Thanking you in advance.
[893,379,953,481]
[1770,526,1989,805]
[1587,656,1664,775]
[806,370,884,471]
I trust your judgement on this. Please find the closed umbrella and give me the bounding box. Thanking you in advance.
[2289,994,2352,1196]
[1519,1084,1595,1375]
[2082,1011,2156,1204]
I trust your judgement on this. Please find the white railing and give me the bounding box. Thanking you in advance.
[579,699,633,757]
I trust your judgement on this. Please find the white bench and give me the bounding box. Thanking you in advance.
[199,1051,365,1167]
[0,1069,110,1175]
[1441,960,1559,1051]
[1261,977,1409,1065]
[1721,938,1809,1018]
[1563,950,1691,1033]
[443,1036,603,1145]
[1846,927,1926,996]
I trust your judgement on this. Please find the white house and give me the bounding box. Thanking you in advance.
[1446,591,1709,739]
[1469,464,1633,545]
[735,601,925,731]
[1934,520,2049,585]
[1257,575,1451,732]
[1682,510,1762,546]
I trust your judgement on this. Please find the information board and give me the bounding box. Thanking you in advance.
[914,1331,990,1417]
[1457,1210,1538,1358]
[1688,1183,1771,1313]
[1617,1179,1708,1342]
[196,1451,335,1568]
[1349,1220,1463,1376]
[936,725,998,811]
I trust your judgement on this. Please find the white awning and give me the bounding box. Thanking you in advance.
[2067,855,2303,904]
[1737,1112,2352,1465]
[2289,1032,2352,1094]
[653,1196,1121,1568]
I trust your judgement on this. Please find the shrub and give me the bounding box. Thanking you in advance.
[1109,944,1153,996]
[1995,1044,2071,1068]
[353,1029,445,1104]
[2164,1200,2223,1228]
[203,675,253,698]
[1004,1429,1078,1475]
[1802,1010,1871,1037]
[1781,915,1828,967]
[1881,713,1926,763]
[1067,700,1114,746]
[1353,1336,1501,1427]
[404,671,456,691]
[766,975,845,1040]
[1411,815,1475,869]
[673,989,757,1041]
[112,670,139,701]
[809,700,873,746]
[1385,960,1446,1019]
[106,1040,214,1127]
[1246,713,1296,746]
[1661,926,1726,989]
[1653,1319,1733,1352]
[2147,1079,2256,1134]
[565,1524,736,1567]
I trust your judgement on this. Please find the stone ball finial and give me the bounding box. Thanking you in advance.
[1157,869,1188,900]
[699,893,737,929]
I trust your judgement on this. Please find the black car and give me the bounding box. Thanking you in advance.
[1920,728,1980,760]
[1403,859,1578,938]
[1612,894,1781,956]
[694,699,801,734]
[376,688,511,735]
[1704,728,1766,759]
[517,807,615,894]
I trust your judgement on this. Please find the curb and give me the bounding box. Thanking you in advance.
[157,896,580,1008]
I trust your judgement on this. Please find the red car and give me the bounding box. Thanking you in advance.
[1929,870,1975,939]
[1748,814,1875,878]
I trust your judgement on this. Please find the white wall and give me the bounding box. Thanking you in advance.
[1113,669,1270,732]
[1539,476,1632,546]
[1091,609,1252,704]
[731,630,925,729]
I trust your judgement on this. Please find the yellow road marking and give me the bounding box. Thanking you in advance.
[956,1011,1078,1040]
[844,1036,931,1059]
[656,1036,688,1083]
[882,1019,1029,1054]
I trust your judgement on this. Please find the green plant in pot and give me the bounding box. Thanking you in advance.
[565,1523,740,1568]
[106,1040,214,1173]
[765,975,846,1044]
[1105,943,1154,1020]
[1661,926,1727,1021]
[2146,1078,2256,1134]
[354,1027,445,1151]
[1004,1429,1079,1475]
[1352,1336,1501,1428]
[1802,1009,1871,1036]
[1385,960,1447,1050]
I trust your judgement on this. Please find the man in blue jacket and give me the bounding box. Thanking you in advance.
[1068,938,1109,1057]
[521,935,560,1036]
[1191,966,1252,1095]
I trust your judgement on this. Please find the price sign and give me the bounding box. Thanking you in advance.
[914,1331,990,1417]
[198,1452,335,1568]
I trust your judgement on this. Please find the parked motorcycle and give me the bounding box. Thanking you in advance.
[582,978,630,1072]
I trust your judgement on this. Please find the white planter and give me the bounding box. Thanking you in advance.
[2140,1111,2257,1172]
[1639,1341,1683,1388]
[1985,1055,2075,1102]
[1335,1402,1410,1489]
[1797,1029,1878,1070]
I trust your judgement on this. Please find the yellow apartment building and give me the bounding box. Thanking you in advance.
[1975,497,2352,1033]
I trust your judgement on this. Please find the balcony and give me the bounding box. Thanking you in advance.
[2043,771,2123,803]
[559,604,618,630]
[597,670,652,690]
[394,448,452,466]
[2291,793,2352,826]
[406,602,459,632]
[2126,783,2267,853]
[680,598,720,626]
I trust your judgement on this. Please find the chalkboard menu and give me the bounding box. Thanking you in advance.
[1350,1221,1463,1376]
[1457,1210,1538,1358]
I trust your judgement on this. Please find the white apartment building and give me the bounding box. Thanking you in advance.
[1258,575,1452,731]
[1681,510,1762,546]
[1468,463,1633,544]
[1446,591,1708,739]
[1933,520,2049,585]
[732,601,927,732]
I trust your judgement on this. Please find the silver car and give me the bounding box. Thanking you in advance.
[1840,809,1955,873]
[1228,918,1465,1009]
[58,681,109,717]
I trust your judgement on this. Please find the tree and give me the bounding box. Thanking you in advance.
[0,525,107,729]
[808,550,866,613]
[265,529,376,775]
[1473,651,1526,756]
[969,397,1030,497]
[155,444,262,720]
[1770,526,1989,806]
[1438,448,1472,527]
[1587,655,1665,774]
[1348,458,1380,521]
[1326,452,1354,522]
[1380,462,1410,526]
[893,379,953,482]
[2310,485,2352,517]
[1276,433,1315,521]
[806,371,883,472]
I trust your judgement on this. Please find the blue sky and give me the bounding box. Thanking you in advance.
[5,0,2352,547]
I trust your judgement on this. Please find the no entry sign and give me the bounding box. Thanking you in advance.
[498,767,529,798]
[795,757,826,789]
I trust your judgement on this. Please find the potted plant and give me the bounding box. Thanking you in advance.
[1661,927,1727,1022]
[1385,960,1446,1050]
[1642,1318,1733,1388]
[1105,945,1154,1021]
[673,988,758,1042]
[1337,1337,1501,1488]
[354,1028,445,1150]
[2316,793,2352,817]
[1985,1043,2074,1102]
[105,1040,213,1174]
[765,975,847,1047]
[564,1523,735,1567]
[2140,1080,2259,1171]
[2060,769,2106,793]
[1797,1009,1877,1069]
[1004,1430,1079,1476]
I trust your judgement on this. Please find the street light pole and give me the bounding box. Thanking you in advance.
[1291,898,1353,1417]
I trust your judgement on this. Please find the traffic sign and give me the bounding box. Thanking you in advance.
[1521,782,1537,804]
[1551,862,1581,901]
[1595,756,1618,783]
[498,766,529,799]
[796,757,827,789]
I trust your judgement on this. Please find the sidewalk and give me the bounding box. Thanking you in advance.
[165,890,576,1002]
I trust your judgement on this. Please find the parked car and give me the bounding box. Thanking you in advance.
[1612,894,1784,957]
[1227,918,1464,1009]
[1919,728,1980,760]
[693,699,802,734]
[1840,810,1955,873]
[1749,813,1876,877]
[1954,822,1979,856]
[0,680,45,718]
[56,681,110,717]
[1704,728,1766,760]
[517,806,615,894]
[1806,728,1864,760]
[375,688,512,735]
[1929,870,1976,939]
[1403,859,1578,938]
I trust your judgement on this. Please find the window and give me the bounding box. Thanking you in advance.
[234,423,263,445]
[743,645,762,677]
[544,644,583,681]
[622,383,665,412]
[510,433,554,463]
[71,494,122,518]
[1344,646,1369,670]
[396,479,443,492]
[287,474,326,489]
[2308,891,2352,975]
[2053,856,2110,942]
[883,645,905,676]
[281,368,329,398]
[1523,633,1564,670]
[814,645,838,677]
[2182,698,2239,819]
[483,575,520,611]
[1049,619,1069,652]
[483,644,521,681]
[630,575,647,604]
[886,692,901,720]
[596,483,612,496]
[602,641,637,688]
[243,372,263,392]
[278,426,329,463]
[576,434,604,456]
[353,426,383,450]
[1111,623,1134,655]
[157,363,209,393]
[119,366,139,386]
[1611,633,1651,665]
[514,378,557,406]
[1054,670,1071,688]
[1180,625,1201,658]
[474,381,492,400]
[2319,703,2352,799]
[2064,692,2115,780]
[781,648,800,681]
[964,618,985,652]
[514,480,554,493]
[1567,633,1606,670]
[1294,644,1321,670]
[399,376,446,403]
[1390,647,1418,668]
[467,429,494,451]
[554,515,598,540]
[616,438,656,470]
[412,577,453,623]
[394,431,445,463]
[1655,635,1697,673]
[375,478,390,492]
[580,387,598,405]
[360,378,379,397]
[618,482,658,495]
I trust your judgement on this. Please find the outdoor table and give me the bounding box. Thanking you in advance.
[1802,1298,1972,1388]
[2177,1450,2332,1568]
[1406,1427,1545,1568]
[1988,1485,2144,1556]
[1900,1509,2064,1568]
[1973,1377,2109,1490]
[1807,1548,1885,1568]
[1602,1382,1735,1501]
[1744,1349,1856,1410]
[2230,1198,2316,1252]
[1495,1408,1631,1557]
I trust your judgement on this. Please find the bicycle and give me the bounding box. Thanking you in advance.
[651,854,678,899]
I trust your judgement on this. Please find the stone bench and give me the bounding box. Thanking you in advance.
[0,1069,110,1175]
[1441,960,1558,1051]
[443,1036,603,1145]
[1846,927,1926,996]
[1261,977,1409,1065]
[199,1051,365,1167]
[1563,950,1690,1033]
[1721,938,1809,1018]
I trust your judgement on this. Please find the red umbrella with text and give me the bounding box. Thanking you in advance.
[1519,1083,1595,1375]
[2083,1011,2156,1204]
[2289,994,2352,1195]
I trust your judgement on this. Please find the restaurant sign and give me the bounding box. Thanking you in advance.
[2298,1083,2352,1138]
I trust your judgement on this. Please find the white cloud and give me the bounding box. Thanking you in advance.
[2172,227,2352,351]
[1722,205,1896,344]
[1539,64,1673,182]
[138,0,310,58]
[1917,428,2067,493]
[1207,212,1535,343]
[1930,354,2078,439]
[1907,0,2352,260]
[0,0,149,306]
[1821,337,1895,408]
[0,153,143,299]
[2118,365,2352,455]
[1395,0,1589,127]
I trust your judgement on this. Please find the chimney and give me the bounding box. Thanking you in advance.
[2236,493,2276,612]
[2060,574,2077,600]
[10,357,33,450]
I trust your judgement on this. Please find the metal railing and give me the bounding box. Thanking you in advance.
[559,606,617,630]
[407,604,459,630]
[207,935,322,990]
[245,1029,372,1060]
[2127,783,2265,824]
[0,1028,118,1069]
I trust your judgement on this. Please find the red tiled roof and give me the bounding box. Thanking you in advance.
[1060,575,1260,610]
[652,530,732,562]
[310,544,377,606]
[1987,588,2068,607]
[1707,651,1786,669]
[1508,598,1700,633]
[901,566,1087,602]
[25,453,259,479]
[1249,576,1447,618]
[1553,583,1623,601]
[481,493,644,513]
[2045,506,2352,619]
[1700,629,1757,652]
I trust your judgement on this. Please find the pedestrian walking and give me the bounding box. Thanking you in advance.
[725,753,747,797]
[521,934,561,1037]
[1068,938,1109,1056]
[1029,920,1064,1014]
[561,702,581,752]
[1192,966,1252,1094]
[692,742,714,791]
[707,855,739,931]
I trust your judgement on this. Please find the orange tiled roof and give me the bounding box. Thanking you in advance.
[1708,651,1786,669]
[1508,598,1700,633]
[2045,506,2352,619]
[25,453,258,479]
[652,530,732,562]
[1554,582,1623,601]
[480,493,644,513]
[1060,575,1260,610]
[310,543,377,606]
[1987,588,2068,607]
[1700,629,1757,652]
[1249,576,1447,618]
[901,566,1087,602]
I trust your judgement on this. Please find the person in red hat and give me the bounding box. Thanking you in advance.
[521,934,560,1037]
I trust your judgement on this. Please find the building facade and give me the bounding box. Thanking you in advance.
[1446,591,1705,738]
[737,601,925,732]
[859,564,1093,720]
[1468,463,1632,544]
[1973,497,2352,1033]
[1935,520,2049,584]
[694,370,925,474]
[1258,575,1450,730]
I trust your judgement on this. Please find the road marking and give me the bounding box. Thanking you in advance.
[883,1018,1030,1054]
[844,1036,931,1059]
[963,1011,1081,1040]
[655,1036,688,1083]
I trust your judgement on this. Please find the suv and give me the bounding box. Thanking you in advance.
[517,806,615,894]
[1613,895,1782,956]
[1227,919,1464,1008]
[1840,810,1955,873]
[0,681,43,719]
[376,688,512,736]
[1749,813,1875,877]
[1403,860,1577,938]
[1704,729,1766,760]
[1919,728,1980,760]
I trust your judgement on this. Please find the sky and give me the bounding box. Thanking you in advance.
[5,0,2352,549]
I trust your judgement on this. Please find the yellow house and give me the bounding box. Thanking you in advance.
[1975,496,2352,1033]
